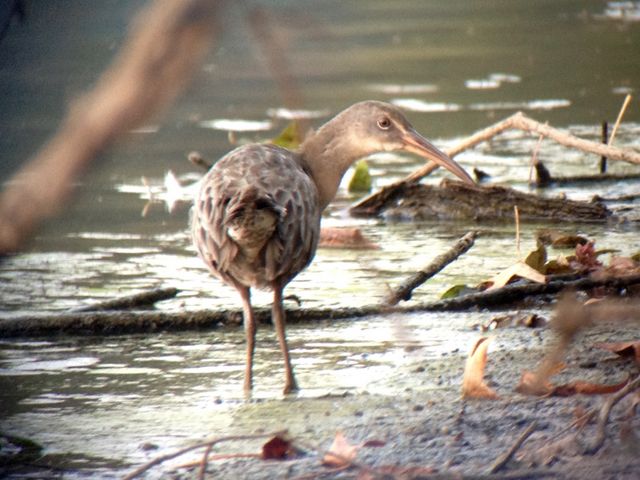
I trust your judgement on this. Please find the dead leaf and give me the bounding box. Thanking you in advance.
[594,340,640,364]
[322,431,359,468]
[536,229,589,248]
[515,361,566,396]
[524,242,547,273]
[544,255,573,275]
[572,241,602,270]
[515,370,553,396]
[462,337,499,399]
[318,227,379,250]
[488,261,546,290]
[485,313,547,330]
[606,256,640,276]
[262,434,293,460]
[550,377,629,396]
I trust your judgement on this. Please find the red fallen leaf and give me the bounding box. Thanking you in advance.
[594,340,640,364]
[550,377,629,397]
[573,241,602,270]
[318,227,379,250]
[261,435,292,460]
[461,337,499,399]
[515,370,553,396]
[322,431,359,467]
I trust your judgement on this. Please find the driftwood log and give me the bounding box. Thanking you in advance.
[2,274,639,338]
[351,179,613,222]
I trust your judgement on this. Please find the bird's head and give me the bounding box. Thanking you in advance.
[335,100,474,185]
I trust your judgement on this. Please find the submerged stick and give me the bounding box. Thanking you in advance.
[71,287,179,312]
[382,231,477,306]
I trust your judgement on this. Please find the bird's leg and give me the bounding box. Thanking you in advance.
[237,285,256,394]
[272,282,298,394]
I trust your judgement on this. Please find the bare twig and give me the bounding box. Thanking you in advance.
[528,131,546,184]
[581,374,640,455]
[608,94,632,147]
[0,0,219,255]
[198,442,214,480]
[122,430,286,480]
[382,231,477,306]
[514,206,521,257]
[488,422,538,473]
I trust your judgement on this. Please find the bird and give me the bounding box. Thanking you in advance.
[191,100,474,395]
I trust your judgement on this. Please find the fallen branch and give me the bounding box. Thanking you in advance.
[71,287,179,312]
[424,273,640,312]
[383,231,477,306]
[351,111,640,216]
[488,422,538,474]
[122,430,286,480]
[581,374,640,455]
[2,274,640,337]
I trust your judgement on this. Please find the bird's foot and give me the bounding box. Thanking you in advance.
[282,377,299,395]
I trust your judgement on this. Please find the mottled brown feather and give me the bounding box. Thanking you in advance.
[191,143,321,290]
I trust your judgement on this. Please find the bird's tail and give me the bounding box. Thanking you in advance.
[226,187,286,260]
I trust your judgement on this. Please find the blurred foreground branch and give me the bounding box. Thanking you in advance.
[0,0,219,255]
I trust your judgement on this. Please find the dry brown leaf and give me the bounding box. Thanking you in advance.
[515,361,566,396]
[594,340,640,364]
[261,434,293,460]
[488,261,547,290]
[607,256,640,276]
[515,370,554,396]
[462,337,499,399]
[550,377,629,396]
[322,431,359,468]
[318,227,379,250]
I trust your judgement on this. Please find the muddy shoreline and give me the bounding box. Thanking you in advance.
[158,317,640,480]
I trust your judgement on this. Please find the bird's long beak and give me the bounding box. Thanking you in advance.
[402,128,474,185]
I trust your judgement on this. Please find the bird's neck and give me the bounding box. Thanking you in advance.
[299,121,366,211]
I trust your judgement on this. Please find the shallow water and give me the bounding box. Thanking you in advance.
[1,0,639,477]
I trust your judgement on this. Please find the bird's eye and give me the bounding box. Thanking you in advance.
[377,117,391,130]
